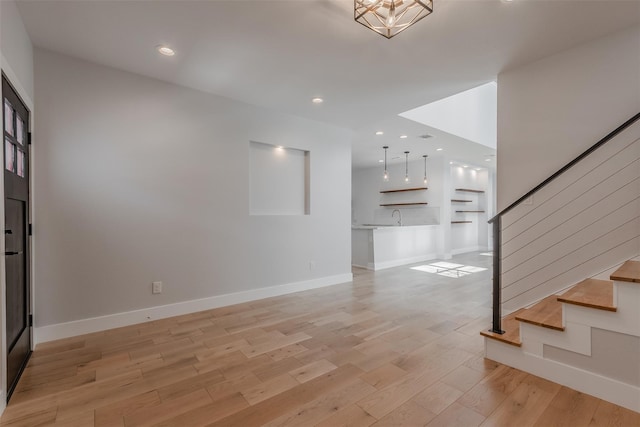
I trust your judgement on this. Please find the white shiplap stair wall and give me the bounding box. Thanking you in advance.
[500,119,640,313]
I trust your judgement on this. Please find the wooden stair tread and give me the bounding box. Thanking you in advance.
[480,309,524,347]
[610,260,640,283]
[515,296,564,331]
[557,279,616,312]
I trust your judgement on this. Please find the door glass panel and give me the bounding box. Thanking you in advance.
[16,150,24,177]
[4,99,14,136]
[16,116,24,145]
[5,139,15,172]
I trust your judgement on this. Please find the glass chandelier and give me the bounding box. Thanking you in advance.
[354,0,434,39]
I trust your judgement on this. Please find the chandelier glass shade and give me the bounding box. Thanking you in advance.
[354,0,434,39]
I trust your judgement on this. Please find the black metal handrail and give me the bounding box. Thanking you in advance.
[488,112,640,334]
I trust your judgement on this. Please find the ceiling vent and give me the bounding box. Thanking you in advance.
[419,134,433,139]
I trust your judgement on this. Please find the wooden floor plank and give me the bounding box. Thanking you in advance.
[457,365,528,417]
[123,388,212,427]
[208,364,365,426]
[155,392,249,427]
[94,391,160,427]
[373,399,436,426]
[288,358,337,384]
[588,399,640,426]
[360,363,409,390]
[532,387,600,427]
[412,381,464,415]
[240,373,299,405]
[262,379,376,427]
[425,402,485,427]
[479,375,561,426]
[314,404,378,427]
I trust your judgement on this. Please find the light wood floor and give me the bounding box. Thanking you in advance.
[2,252,639,426]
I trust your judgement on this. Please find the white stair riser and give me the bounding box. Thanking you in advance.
[562,286,639,338]
[520,322,591,357]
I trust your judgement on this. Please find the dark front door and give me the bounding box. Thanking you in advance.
[2,74,31,400]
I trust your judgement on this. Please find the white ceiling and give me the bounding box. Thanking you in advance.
[15,0,640,168]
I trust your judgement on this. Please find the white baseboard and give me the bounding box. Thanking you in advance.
[34,273,353,344]
[351,263,369,270]
[485,338,640,412]
[451,246,484,256]
[372,253,438,271]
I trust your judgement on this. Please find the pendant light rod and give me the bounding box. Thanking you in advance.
[423,154,428,185]
[383,146,389,181]
[404,151,410,183]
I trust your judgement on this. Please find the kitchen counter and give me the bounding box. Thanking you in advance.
[352,224,442,270]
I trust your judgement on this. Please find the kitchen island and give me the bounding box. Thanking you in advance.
[352,224,442,270]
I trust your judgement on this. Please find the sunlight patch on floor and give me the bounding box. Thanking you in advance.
[411,262,488,278]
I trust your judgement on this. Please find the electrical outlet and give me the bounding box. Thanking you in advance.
[152,281,163,294]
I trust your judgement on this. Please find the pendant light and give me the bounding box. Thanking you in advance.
[383,146,389,181]
[423,155,428,186]
[404,151,410,183]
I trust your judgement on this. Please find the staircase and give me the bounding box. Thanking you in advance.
[482,260,640,412]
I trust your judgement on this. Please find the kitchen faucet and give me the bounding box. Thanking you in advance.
[392,209,402,226]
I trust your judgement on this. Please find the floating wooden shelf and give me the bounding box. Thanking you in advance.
[380,187,428,193]
[380,203,429,207]
[451,221,472,224]
[451,199,472,203]
[455,188,485,193]
[455,210,485,213]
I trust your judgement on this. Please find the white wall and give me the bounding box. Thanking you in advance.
[0,0,34,412]
[1,0,34,102]
[497,25,640,211]
[33,50,353,335]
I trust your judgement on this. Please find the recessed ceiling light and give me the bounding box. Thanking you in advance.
[312,97,323,104]
[378,159,384,163]
[475,168,481,171]
[400,135,408,139]
[436,148,443,151]
[485,158,491,162]
[156,45,175,56]
[376,131,384,135]
[463,165,469,168]
[449,162,454,165]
